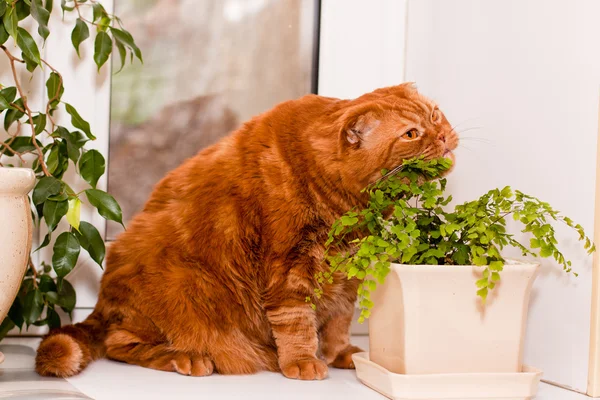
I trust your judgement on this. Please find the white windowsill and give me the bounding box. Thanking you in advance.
[0,337,590,400]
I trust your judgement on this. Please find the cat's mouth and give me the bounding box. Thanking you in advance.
[442,149,456,169]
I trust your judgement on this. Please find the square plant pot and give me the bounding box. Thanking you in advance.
[368,262,539,374]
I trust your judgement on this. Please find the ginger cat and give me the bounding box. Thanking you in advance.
[35,83,458,380]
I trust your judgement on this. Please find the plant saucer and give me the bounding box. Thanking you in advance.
[352,352,542,400]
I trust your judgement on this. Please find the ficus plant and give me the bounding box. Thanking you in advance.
[0,0,141,340]
[317,157,596,323]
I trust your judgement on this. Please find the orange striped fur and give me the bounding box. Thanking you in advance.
[36,84,458,380]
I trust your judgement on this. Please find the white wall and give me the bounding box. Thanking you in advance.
[405,0,600,392]
[318,0,407,99]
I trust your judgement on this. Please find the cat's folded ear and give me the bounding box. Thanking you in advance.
[340,111,380,148]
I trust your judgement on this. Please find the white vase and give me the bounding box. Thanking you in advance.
[368,261,539,374]
[0,168,36,364]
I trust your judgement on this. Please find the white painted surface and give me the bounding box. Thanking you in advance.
[404,0,600,392]
[37,0,114,309]
[318,0,407,99]
[0,337,589,400]
[318,0,408,336]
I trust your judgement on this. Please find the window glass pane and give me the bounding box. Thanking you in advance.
[108,0,318,239]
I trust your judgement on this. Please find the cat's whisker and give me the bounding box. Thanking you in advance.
[450,118,482,132]
[458,144,476,152]
[456,127,484,135]
[374,164,405,184]
[460,137,494,144]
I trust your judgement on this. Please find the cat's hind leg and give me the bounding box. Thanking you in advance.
[320,312,363,369]
[105,328,214,376]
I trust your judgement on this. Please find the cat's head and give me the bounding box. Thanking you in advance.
[336,83,458,191]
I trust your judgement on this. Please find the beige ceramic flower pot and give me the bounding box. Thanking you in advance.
[0,168,36,364]
[369,262,539,375]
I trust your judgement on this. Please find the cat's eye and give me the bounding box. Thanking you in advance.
[403,130,421,140]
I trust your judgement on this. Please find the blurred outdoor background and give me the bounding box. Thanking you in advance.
[108,0,318,238]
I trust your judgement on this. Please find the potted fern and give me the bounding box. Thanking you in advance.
[319,157,595,379]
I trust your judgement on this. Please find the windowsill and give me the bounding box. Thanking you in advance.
[0,337,589,400]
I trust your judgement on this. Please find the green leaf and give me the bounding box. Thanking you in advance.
[56,126,87,162]
[43,199,68,232]
[1,87,17,103]
[35,232,51,252]
[530,238,541,249]
[0,2,6,18]
[33,113,46,135]
[4,98,24,130]
[61,0,74,13]
[33,176,63,205]
[46,72,64,107]
[93,31,112,71]
[79,149,105,188]
[0,24,9,45]
[23,289,44,324]
[8,299,24,330]
[66,198,81,231]
[21,50,38,72]
[452,244,470,265]
[501,186,512,197]
[114,38,127,73]
[3,6,18,41]
[1,136,42,156]
[374,190,384,205]
[340,215,358,226]
[85,189,124,226]
[75,221,105,267]
[71,18,90,57]
[46,144,61,174]
[39,275,57,292]
[477,287,488,302]
[0,318,15,341]
[15,0,30,20]
[16,27,41,66]
[473,256,488,266]
[45,291,59,304]
[44,0,54,14]
[476,278,488,288]
[56,279,76,312]
[52,232,80,278]
[110,27,142,62]
[92,2,104,22]
[47,307,61,329]
[540,246,553,257]
[488,260,504,271]
[30,0,50,40]
[65,103,95,139]
[95,13,109,30]
[47,191,68,201]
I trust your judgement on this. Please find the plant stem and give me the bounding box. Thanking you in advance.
[1,45,50,176]
[41,59,63,131]
[28,258,38,289]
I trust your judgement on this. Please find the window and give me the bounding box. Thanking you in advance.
[108,0,319,239]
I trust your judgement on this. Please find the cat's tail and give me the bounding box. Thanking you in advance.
[35,310,107,377]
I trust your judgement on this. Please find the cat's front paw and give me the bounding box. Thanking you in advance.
[280,358,328,380]
[330,345,363,369]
